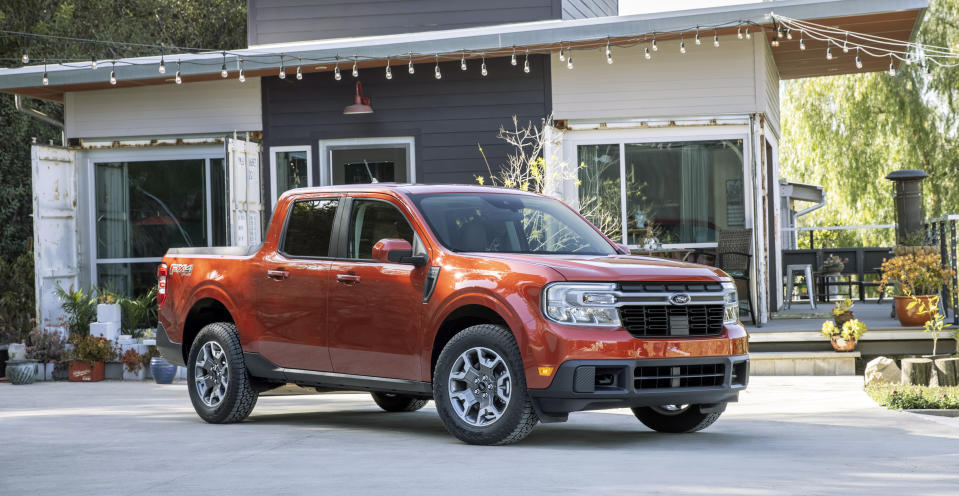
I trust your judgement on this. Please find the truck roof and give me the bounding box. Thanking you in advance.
[279,183,542,198]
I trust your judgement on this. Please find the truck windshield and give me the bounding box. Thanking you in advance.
[409,192,616,255]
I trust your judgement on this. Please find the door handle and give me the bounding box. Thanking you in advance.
[266,269,290,280]
[336,273,361,284]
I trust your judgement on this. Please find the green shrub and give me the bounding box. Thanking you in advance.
[54,285,98,338]
[866,383,959,410]
[0,252,35,343]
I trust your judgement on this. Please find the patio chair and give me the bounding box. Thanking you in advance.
[715,228,756,325]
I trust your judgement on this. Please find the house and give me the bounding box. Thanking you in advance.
[0,0,928,328]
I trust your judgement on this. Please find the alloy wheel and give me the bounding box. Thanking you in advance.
[447,346,512,426]
[194,341,230,408]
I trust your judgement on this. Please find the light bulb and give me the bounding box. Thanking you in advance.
[523,55,530,74]
[352,60,358,78]
[278,63,286,79]
[386,61,392,80]
[296,64,302,80]
[826,46,833,60]
[460,53,467,71]
[567,53,573,69]
[644,47,651,60]
[511,49,517,66]
[481,60,488,77]
[238,68,245,83]
[843,41,849,53]
[800,37,806,51]
[737,27,743,40]
[745,27,751,40]
[91,55,97,70]
[888,55,895,76]
[652,39,658,51]
[110,70,117,85]
[435,56,441,79]
[771,37,779,48]
[175,70,182,85]
[42,71,48,86]
[220,63,228,78]
[786,29,793,40]
[855,54,863,69]
[695,31,702,45]
[559,47,565,62]
[605,42,613,64]
[21,48,29,64]
[159,56,166,74]
[680,39,686,54]
[408,56,414,74]
[713,32,719,47]
[334,64,341,80]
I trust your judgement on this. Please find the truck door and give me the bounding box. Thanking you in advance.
[253,195,339,371]
[327,195,428,380]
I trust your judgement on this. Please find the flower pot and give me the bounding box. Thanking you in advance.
[104,362,123,380]
[830,336,857,352]
[834,311,854,327]
[5,359,38,385]
[123,367,146,381]
[894,295,936,327]
[52,361,69,381]
[150,357,177,384]
[33,361,56,381]
[69,361,105,382]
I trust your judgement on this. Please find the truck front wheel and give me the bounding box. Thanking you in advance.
[631,404,725,433]
[433,324,538,445]
[187,322,259,424]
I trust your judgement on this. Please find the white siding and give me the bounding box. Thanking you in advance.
[64,78,262,139]
[551,35,770,121]
[756,34,781,137]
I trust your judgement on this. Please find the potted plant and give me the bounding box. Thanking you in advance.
[148,344,178,384]
[831,298,855,327]
[4,356,37,385]
[54,285,98,337]
[26,327,67,381]
[879,248,956,327]
[821,255,847,276]
[119,288,158,338]
[120,348,146,380]
[909,295,953,358]
[821,319,868,351]
[68,335,114,382]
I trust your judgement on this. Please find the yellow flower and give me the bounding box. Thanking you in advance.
[476,176,485,185]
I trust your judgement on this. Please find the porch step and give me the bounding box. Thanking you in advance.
[749,351,860,376]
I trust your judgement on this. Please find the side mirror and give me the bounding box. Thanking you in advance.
[372,238,427,267]
[615,243,631,255]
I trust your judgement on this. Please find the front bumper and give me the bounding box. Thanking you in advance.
[528,355,749,421]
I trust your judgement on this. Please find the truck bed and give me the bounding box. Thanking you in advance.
[166,246,260,257]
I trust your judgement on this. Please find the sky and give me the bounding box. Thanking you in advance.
[619,0,765,15]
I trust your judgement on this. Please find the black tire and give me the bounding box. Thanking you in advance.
[631,404,725,433]
[433,324,538,445]
[186,322,258,424]
[371,392,429,412]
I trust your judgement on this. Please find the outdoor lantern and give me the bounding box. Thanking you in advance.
[343,80,373,114]
[885,169,929,244]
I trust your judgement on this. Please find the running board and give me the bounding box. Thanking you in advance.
[243,352,432,395]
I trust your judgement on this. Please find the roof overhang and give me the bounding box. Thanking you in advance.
[0,0,928,102]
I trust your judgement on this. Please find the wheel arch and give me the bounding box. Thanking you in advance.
[181,297,236,364]
[429,302,516,380]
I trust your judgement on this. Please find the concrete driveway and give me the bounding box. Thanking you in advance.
[1,377,956,495]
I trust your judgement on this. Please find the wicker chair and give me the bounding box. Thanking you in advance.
[715,228,756,325]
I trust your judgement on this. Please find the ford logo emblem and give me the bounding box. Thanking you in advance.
[669,293,691,305]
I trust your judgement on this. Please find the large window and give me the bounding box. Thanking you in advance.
[93,156,226,296]
[577,139,745,247]
[270,147,312,205]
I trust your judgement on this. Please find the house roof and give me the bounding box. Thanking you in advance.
[0,0,927,102]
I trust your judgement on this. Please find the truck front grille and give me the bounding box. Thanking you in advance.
[619,305,724,338]
[634,363,726,389]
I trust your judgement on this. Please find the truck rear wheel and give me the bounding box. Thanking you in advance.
[631,404,725,433]
[370,392,429,412]
[433,324,538,445]
[187,322,258,424]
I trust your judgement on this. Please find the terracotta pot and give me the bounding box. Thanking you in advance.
[830,336,857,352]
[69,361,105,382]
[894,295,937,327]
[834,311,854,327]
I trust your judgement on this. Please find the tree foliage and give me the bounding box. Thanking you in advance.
[780,0,959,247]
[0,0,247,259]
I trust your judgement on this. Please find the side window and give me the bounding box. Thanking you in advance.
[348,200,414,259]
[282,199,338,257]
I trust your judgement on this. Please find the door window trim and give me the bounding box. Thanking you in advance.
[338,196,420,262]
[319,137,415,186]
[276,195,341,260]
[269,145,313,208]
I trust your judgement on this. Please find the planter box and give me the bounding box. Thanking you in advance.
[105,362,123,380]
[69,361,105,382]
[33,362,56,381]
[97,303,122,323]
[90,321,121,342]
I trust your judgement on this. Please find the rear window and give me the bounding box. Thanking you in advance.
[282,199,338,257]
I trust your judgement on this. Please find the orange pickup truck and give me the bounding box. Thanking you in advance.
[157,184,749,445]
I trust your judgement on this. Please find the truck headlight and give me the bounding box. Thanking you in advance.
[722,281,739,324]
[543,283,621,327]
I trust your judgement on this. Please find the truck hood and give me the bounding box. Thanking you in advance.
[477,253,729,282]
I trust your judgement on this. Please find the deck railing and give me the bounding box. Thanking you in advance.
[925,215,959,325]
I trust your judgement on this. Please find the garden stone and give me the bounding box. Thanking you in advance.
[97,303,122,323]
[865,356,901,386]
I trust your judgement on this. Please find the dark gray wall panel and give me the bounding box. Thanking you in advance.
[249,0,559,45]
[261,55,552,215]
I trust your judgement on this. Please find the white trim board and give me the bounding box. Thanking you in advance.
[269,145,313,207]
[318,137,416,186]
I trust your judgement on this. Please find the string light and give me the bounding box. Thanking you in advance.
[605,39,613,64]
[799,34,806,51]
[91,55,97,70]
[386,57,392,79]
[566,49,573,69]
[352,57,359,77]
[110,61,117,85]
[855,51,863,69]
[21,47,29,64]
[460,51,467,71]
[888,53,895,76]
[843,33,849,53]
[826,46,833,60]
[652,38,658,51]
[481,53,487,77]
[175,60,182,84]
[278,56,286,79]
[434,54,442,79]
[745,27,751,40]
[737,26,743,40]
[786,28,793,40]
[511,47,517,66]
[237,59,245,82]
[41,60,48,86]
[559,46,565,62]
[220,52,228,78]
[680,34,687,54]
[296,58,302,80]
[158,54,166,74]
[695,28,702,45]
[644,46,651,60]
[334,57,341,80]
[408,52,414,74]
[713,30,719,47]
[523,49,530,73]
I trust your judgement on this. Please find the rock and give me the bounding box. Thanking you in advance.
[865,356,901,386]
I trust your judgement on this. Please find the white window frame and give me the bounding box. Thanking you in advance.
[318,137,415,186]
[83,145,224,289]
[560,125,753,250]
[269,145,313,208]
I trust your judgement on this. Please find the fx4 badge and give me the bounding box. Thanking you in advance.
[170,264,193,276]
[669,293,691,305]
